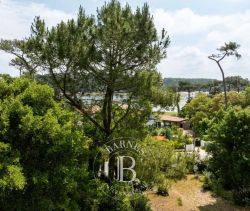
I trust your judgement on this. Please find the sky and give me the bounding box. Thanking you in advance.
[0,0,250,79]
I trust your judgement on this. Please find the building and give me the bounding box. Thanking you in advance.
[160,115,187,128]
[147,114,189,130]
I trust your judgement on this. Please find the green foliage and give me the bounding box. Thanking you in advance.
[218,42,241,59]
[245,86,250,107]
[165,127,173,140]
[129,193,152,211]
[202,171,223,194]
[0,0,172,138]
[181,91,249,137]
[164,78,215,88]
[233,188,250,206]
[170,140,185,149]
[166,126,193,149]
[225,76,249,92]
[177,197,183,206]
[0,77,91,210]
[206,108,250,206]
[208,41,241,108]
[138,137,197,188]
[0,142,25,191]
[111,101,152,141]
[156,179,171,196]
[202,171,233,201]
[202,171,213,191]
[83,180,152,211]
[157,185,169,196]
[167,152,197,178]
[180,93,211,136]
[150,128,160,136]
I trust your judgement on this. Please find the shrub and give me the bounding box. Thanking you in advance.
[202,171,213,191]
[156,175,171,196]
[233,188,250,206]
[177,197,183,206]
[165,127,173,140]
[170,140,185,149]
[137,137,175,187]
[202,171,224,196]
[0,78,91,210]
[87,182,152,211]
[157,184,170,196]
[206,108,250,205]
[129,193,152,211]
[151,128,159,136]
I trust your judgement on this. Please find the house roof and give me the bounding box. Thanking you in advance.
[159,115,186,123]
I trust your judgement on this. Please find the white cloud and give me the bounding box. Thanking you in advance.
[0,0,74,75]
[0,0,74,39]
[154,8,250,79]
[0,0,249,79]
[153,8,226,36]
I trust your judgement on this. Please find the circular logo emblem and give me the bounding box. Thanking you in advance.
[93,137,157,198]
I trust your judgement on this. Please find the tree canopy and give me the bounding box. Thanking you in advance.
[0,76,91,210]
[208,42,241,108]
[180,88,249,137]
[0,0,171,139]
[206,108,250,205]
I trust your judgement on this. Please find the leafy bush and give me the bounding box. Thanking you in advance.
[84,181,152,211]
[156,180,170,196]
[206,108,250,205]
[150,128,163,136]
[0,142,25,191]
[138,137,197,187]
[186,134,193,144]
[151,128,159,136]
[0,78,91,210]
[177,197,183,206]
[202,171,214,191]
[170,140,185,149]
[165,127,173,140]
[233,188,250,206]
[129,193,152,211]
[202,171,229,199]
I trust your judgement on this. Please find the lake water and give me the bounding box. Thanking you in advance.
[82,91,208,112]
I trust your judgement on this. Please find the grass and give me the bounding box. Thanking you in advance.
[177,197,183,206]
[148,175,248,211]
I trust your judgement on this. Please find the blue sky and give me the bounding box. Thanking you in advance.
[24,0,250,15]
[0,0,250,79]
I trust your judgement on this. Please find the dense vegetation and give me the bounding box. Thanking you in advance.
[180,89,249,136]
[181,86,250,206]
[0,76,91,210]
[0,0,173,140]
[164,78,215,88]
[206,108,250,206]
[164,76,249,94]
[0,1,194,210]
[0,0,249,209]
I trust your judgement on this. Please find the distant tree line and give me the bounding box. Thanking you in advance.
[165,76,249,94]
